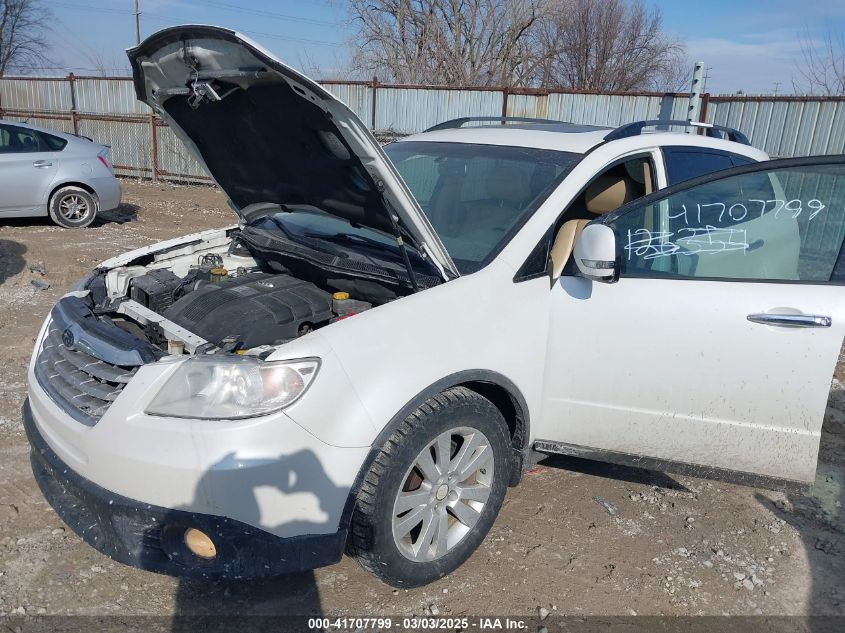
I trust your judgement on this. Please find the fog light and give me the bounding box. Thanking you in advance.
[184,528,216,559]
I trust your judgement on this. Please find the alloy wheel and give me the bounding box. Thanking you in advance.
[58,194,90,221]
[392,426,494,562]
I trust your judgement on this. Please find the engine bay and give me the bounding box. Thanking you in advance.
[77,228,403,358]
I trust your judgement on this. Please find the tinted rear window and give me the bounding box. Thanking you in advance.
[664,147,757,186]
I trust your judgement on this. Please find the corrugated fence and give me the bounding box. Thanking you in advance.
[1,75,843,182]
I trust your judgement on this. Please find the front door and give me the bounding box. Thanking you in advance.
[540,157,845,487]
[0,124,59,215]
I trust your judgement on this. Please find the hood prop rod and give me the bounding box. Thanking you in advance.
[386,210,420,292]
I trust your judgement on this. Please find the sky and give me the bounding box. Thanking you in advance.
[41,0,845,95]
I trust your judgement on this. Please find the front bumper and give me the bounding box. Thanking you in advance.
[24,399,346,579]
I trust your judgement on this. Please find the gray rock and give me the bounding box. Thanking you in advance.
[593,496,618,517]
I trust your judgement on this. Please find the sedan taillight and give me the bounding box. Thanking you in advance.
[97,149,114,174]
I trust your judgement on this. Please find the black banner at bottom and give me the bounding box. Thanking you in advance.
[0,616,843,633]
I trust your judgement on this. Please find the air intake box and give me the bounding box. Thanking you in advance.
[163,273,333,348]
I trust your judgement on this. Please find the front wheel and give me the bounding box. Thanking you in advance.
[49,186,98,228]
[349,387,511,587]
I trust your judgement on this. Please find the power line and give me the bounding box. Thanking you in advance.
[180,0,341,27]
[140,14,342,47]
[49,1,342,48]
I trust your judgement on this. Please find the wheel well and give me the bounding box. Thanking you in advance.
[341,370,531,541]
[459,380,526,451]
[49,182,98,206]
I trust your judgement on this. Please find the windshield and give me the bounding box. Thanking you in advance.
[385,141,579,273]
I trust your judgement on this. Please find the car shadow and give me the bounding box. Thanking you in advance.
[754,380,845,630]
[139,449,346,632]
[538,453,689,491]
[0,238,27,286]
[91,202,139,226]
[0,202,139,229]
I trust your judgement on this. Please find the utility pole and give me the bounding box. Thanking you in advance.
[687,61,705,129]
[773,82,781,97]
[134,0,141,45]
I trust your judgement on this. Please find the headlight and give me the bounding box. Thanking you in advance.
[145,356,319,420]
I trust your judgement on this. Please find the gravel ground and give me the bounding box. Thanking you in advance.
[0,180,843,624]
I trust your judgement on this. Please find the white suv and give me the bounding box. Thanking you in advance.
[25,26,845,587]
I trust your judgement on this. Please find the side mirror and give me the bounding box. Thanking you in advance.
[574,223,618,283]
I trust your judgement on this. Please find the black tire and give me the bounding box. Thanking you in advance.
[48,186,98,228]
[349,386,511,587]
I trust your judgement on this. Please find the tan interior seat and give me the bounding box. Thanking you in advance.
[549,218,590,279]
[584,173,638,214]
[624,159,653,195]
[550,168,643,280]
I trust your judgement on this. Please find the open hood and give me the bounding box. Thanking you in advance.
[127,25,457,279]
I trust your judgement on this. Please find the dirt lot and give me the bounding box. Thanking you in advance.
[1,180,844,624]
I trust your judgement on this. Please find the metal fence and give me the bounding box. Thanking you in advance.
[1,74,844,182]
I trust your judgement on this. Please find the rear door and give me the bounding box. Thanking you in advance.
[0,124,59,215]
[540,156,845,488]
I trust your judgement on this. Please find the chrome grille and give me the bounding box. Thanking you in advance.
[35,322,139,426]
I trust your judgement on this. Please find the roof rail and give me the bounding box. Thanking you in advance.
[424,116,566,132]
[604,119,750,145]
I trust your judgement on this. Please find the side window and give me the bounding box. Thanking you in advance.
[608,162,845,283]
[664,148,735,185]
[547,154,656,279]
[0,124,44,153]
[562,155,657,222]
[40,132,67,151]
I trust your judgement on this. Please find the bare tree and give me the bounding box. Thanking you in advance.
[80,47,130,77]
[532,0,687,91]
[795,27,845,95]
[0,0,51,75]
[345,0,686,90]
[346,0,543,86]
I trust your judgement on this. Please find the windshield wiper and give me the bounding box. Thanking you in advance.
[303,231,402,254]
[245,222,342,257]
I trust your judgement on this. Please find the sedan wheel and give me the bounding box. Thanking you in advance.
[48,186,98,228]
[58,194,90,222]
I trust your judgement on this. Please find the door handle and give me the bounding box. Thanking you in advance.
[32,160,52,168]
[747,313,832,328]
